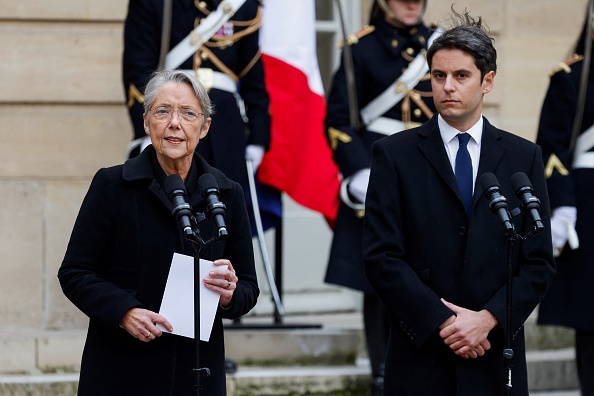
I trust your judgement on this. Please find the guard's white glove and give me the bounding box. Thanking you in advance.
[347,168,371,205]
[245,144,265,173]
[550,206,579,257]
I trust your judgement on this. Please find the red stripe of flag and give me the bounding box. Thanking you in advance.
[259,0,340,222]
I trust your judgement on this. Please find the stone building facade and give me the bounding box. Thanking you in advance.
[0,0,588,375]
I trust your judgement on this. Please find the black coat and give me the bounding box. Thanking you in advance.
[58,147,259,396]
[324,20,438,293]
[122,0,270,188]
[537,55,594,330]
[363,116,555,395]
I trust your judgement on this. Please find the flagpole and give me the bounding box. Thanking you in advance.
[569,0,594,154]
[246,160,285,317]
[334,0,359,130]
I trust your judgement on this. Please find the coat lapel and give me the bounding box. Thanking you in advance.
[474,120,506,202]
[417,117,508,216]
[417,118,462,203]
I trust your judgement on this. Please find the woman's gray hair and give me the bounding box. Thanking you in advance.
[427,7,497,82]
[143,69,214,118]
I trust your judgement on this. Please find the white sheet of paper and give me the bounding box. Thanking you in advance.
[157,253,224,341]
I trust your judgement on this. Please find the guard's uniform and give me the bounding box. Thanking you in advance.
[324,20,437,294]
[323,18,438,394]
[123,0,270,190]
[537,54,594,394]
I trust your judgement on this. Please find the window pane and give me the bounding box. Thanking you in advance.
[316,31,335,94]
[314,0,361,94]
[316,0,333,21]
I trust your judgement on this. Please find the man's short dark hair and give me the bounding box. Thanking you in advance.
[427,7,497,82]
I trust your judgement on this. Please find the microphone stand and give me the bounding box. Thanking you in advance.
[481,172,545,394]
[166,173,230,394]
[183,223,211,396]
[501,215,542,395]
[184,213,226,395]
[503,228,515,395]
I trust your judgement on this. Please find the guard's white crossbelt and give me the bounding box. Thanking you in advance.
[573,124,594,169]
[180,69,237,93]
[360,29,442,126]
[366,117,422,136]
[165,0,246,70]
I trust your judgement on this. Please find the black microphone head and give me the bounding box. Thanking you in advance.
[510,172,533,193]
[479,172,500,191]
[163,174,186,198]
[197,173,219,196]
[479,172,509,212]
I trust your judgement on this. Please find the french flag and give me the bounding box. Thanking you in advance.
[258,0,340,223]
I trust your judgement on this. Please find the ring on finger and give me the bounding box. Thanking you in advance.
[226,281,231,289]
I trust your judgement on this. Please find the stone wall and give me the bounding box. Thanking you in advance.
[1,1,129,333]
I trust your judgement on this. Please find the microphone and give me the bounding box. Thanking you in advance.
[163,174,195,239]
[197,173,229,240]
[479,173,514,235]
[510,172,544,235]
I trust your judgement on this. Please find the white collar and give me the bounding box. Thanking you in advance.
[438,114,484,146]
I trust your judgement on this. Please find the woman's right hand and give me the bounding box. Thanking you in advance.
[120,308,173,342]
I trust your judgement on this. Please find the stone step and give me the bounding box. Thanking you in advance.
[531,392,580,396]
[0,354,579,396]
[0,367,369,396]
[527,348,578,392]
[227,364,371,395]
[0,374,79,396]
[223,323,362,367]
[0,312,582,395]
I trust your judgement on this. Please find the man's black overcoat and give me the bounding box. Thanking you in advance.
[363,116,555,395]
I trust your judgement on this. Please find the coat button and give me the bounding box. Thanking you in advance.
[458,227,467,236]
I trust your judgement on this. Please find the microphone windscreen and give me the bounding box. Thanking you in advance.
[479,172,500,190]
[164,174,186,197]
[510,172,532,192]
[197,173,219,194]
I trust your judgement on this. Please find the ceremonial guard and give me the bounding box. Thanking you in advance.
[122,0,270,191]
[537,7,594,395]
[323,1,439,394]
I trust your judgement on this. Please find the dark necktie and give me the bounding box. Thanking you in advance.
[455,133,473,215]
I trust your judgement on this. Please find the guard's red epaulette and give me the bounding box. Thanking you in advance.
[337,25,376,48]
[549,54,584,77]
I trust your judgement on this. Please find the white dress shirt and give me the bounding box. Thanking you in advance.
[438,114,483,192]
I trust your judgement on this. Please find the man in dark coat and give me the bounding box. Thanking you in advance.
[123,0,270,191]
[536,9,594,395]
[323,1,438,392]
[363,10,555,395]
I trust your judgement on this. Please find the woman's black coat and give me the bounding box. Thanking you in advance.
[58,146,259,395]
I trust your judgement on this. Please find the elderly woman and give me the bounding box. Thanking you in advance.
[58,69,259,395]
